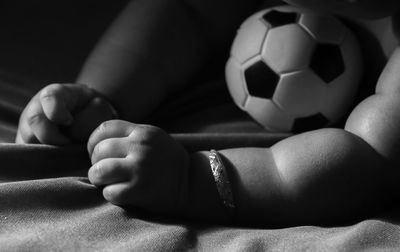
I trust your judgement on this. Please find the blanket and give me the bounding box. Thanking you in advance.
[1,2,400,251]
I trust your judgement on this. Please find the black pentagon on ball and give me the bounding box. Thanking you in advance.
[244,60,280,99]
[292,113,329,133]
[262,10,298,28]
[310,43,345,83]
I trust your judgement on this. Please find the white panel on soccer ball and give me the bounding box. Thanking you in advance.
[320,31,362,120]
[273,70,327,117]
[230,11,269,64]
[262,24,315,73]
[245,96,294,132]
[298,14,345,44]
[225,58,248,109]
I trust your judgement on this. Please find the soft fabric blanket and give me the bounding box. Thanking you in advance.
[1,2,400,251]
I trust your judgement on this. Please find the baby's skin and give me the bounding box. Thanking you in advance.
[16,0,400,226]
[16,83,116,144]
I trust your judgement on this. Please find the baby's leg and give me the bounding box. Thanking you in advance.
[268,128,389,225]
[346,47,400,168]
[185,128,391,226]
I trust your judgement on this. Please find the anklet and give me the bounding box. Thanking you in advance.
[209,149,236,217]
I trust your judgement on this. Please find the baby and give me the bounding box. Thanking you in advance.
[15,0,400,226]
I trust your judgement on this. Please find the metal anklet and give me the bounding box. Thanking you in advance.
[209,149,236,217]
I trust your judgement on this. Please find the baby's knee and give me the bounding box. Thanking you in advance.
[272,128,383,195]
[345,93,400,165]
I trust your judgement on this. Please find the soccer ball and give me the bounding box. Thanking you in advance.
[225,5,362,133]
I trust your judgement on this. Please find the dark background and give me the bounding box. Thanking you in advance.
[0,1,129,87]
